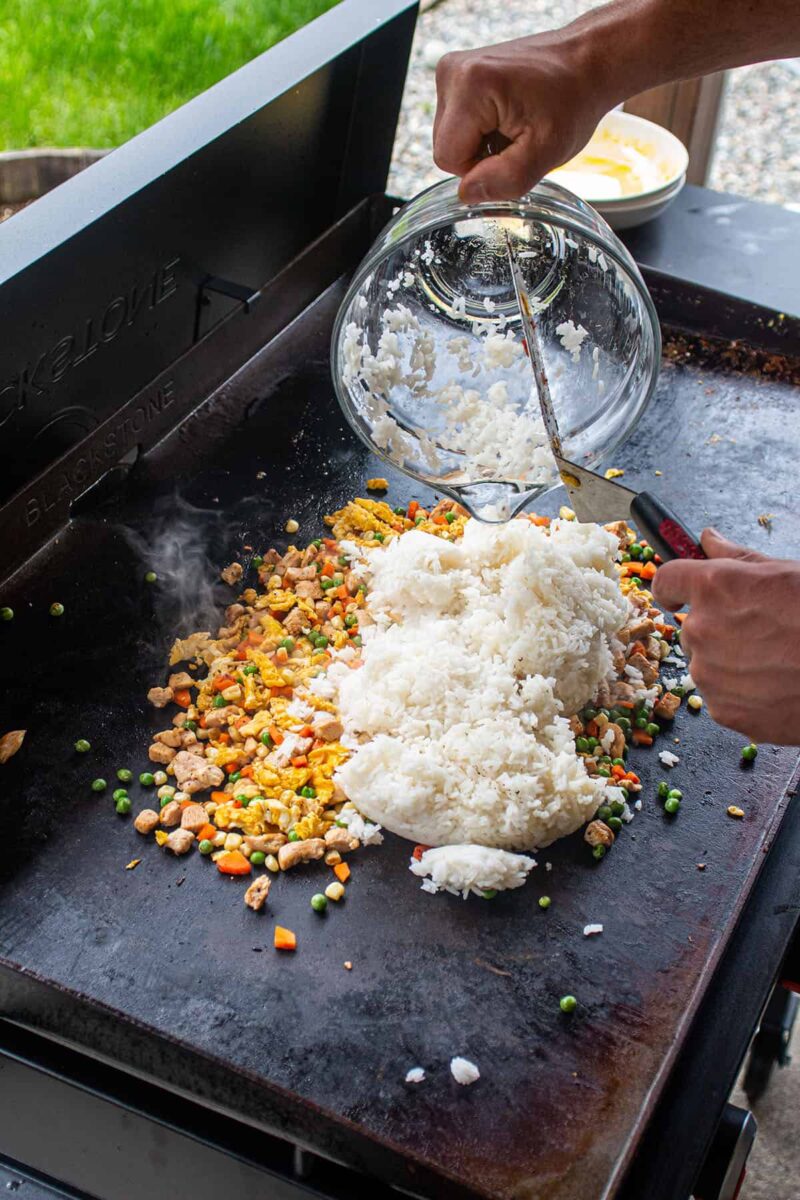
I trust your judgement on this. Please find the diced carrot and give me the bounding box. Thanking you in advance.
[179,798,195,811]
[336,584,349,600]
[615,701,635,710]
[321,561,335,578]
[235,715,249,728]
[298,726,314,739]
[530,514,551,527]
[274,926,296,951]
[639,562,657,581]
[631,730,653,747]
[173,688,192,708]
[624,771,640,784]
[198,714,208,729]
[412,844,431,861]
[224,762,238,774]
[268,726,284,746]
[323,538,338,550]
[674,612,687,624]
[239,765,255,779]
[611,765,626,779]
[654,554,663,565]
[216,850,251,875]
[408,501,419,519]
[291,755,308,768]
[334,862,350,883]
[213,674,236,693]
[247,629,263,645]
[585,719,599,738]
[275,647,289,664]
[432,514,447,525]
[234,644,248,661]
[211,791,230,803]
[232,799,242,808]
[630,640,648,657]
[216,732,231,746]
[197,823,217,842]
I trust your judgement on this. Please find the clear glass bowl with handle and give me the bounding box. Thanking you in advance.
[330,176,661,521]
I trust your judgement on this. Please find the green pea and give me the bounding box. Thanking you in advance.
[642,546,656,562]
[49,602,65,617]
[315,636,328,649]
[616,717,631,734]
[74,738,91,753]
[559,995,578,1013]
[213,695,227,708]
[592,844,607,861]
[243,664,258,675]
[198,839,215,855]
[300,786,316,799]
[91,778,107,792]
[609,799,625,817]
[667,788,683,800]
[159,795,173,809]
[586,736,598,750]
[575,736,590,754]
[344,614,358,628]
[630,576,642,587]
[612,757,626,768]
[393,508,405,517]
[311,539,323,548]
[629,543,642,560]
[598,755,612,764]
[320,578,334,590]
[250,851,267,867]
[115,797,132,815]
[280,637,295,652]
[415,515,425,525]
[117,768,133,783]
[741,743,758,762]
[445,511,457,524]
[635,716,648,730]
[664,797,681,815]
[0,607,13,621]
[597,767,611,778]
[311,893,328,913]
[288,830,300,842]
[234,794,249,805]
[260,731,273,747]
[374,532,385,542]
[597,805,612,822]
[646,722,660,737]
[352,635,363,647]
[608,816,623,832]
[139,772,155,787]
[112,788,129,802]
[332,576,344,587]
[582,706,598,722]
[670,686,685,698]
[338,555,350,565]
[251,555,264,568]
[620,552,631,563]
[538,896,551,909]
[481,889,497,900]
[229,771,241,784]
[144,571,157,584]
[657,781,670,799]
[183,721,197,732]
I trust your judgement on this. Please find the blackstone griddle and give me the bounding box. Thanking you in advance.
[1,3,800,1198]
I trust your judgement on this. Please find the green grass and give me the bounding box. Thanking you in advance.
[0,0,340,150]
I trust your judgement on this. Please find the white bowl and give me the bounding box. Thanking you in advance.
[547,110,689,230]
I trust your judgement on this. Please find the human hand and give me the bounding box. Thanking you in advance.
[433,29,611,205]
[652,528,800,745]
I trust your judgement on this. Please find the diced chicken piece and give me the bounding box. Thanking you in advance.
[220,684,243,704]
[282,607,307,636]
[609,681,637,705]
[584,820,615,848]
[331,782,348,804]
[568,715,584,737]
[180,803,208,833]
[244,875,272,911]
[169,631,212,666]
[301,544,319,566]
[282,550,303,569]
[133,809,160,835]
[314,601,331,621]
[262,549,281,568]
[172,750,224,795]
[313,714,343,742]
[604,722,626,758]
[172,712,189,727]
[147,686,174,708]
[0,729,25,764]
[148,742,177,764]
[295,580,323,601]
[225,603,246,624]
[168,672,194,691]
[285,565,318,583]
[202,706,238,728]
[612,649,626,675]
[594,679,612,707]
[626,651,659,686]
[605,520,635,549]
[278,838,326,870]
[617,617,655,645]
[654,691,682,721]
[645,636,663,662]
[165,828,194,855]
[220,562,243,586]
[159,800,183,828]
[216,623,239,640]
[155,728,183,748]
[244,833,287,854]
[324,827,360,853]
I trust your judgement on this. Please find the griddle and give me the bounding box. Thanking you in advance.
[1,4,799,1198]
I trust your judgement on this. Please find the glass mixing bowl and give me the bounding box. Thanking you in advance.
[331,177,661,521]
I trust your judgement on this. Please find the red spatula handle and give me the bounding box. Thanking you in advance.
[630,493,706,562]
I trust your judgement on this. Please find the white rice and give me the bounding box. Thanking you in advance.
[450,1057,480,1085]
[583,923,604,936]
[405,1067,426,1083]
[333,519,626,850]
[658,750,680,767]
[409,845,536,898]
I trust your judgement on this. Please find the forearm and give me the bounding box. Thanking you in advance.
[573,0,800,108]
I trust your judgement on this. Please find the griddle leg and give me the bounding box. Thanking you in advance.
[743,983,799,1104]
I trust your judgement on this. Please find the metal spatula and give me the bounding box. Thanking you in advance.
[503,232,705,562]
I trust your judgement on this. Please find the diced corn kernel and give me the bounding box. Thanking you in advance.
[285,519,299,534]
[265,854,280,873]
[224,833,243,851]
[325,881,345,902]
[154,830,169,846]
[174,791,190,803]
[153,770,168,786]
[241,844,251,858]
[324,850,342,866]
[205,801,218,815]
[559,506,576,521]
[727,805,745,819]
[268,574,281,589]
[687,695,703,712]
[157,784,176,800]
[211,850,225,862]
[213,831,227,847]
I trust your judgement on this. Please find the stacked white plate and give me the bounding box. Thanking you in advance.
[547,110,690,231]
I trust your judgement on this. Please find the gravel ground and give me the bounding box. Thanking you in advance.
[389,0,800,209]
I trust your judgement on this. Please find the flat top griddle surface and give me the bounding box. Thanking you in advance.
[1,282,799,1200]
